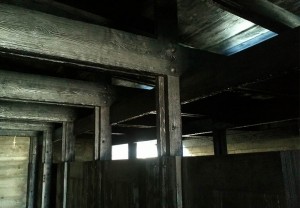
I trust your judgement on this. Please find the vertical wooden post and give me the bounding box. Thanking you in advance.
[26,136,38,208]
[156,75,183,208]
[61,122,75,208]
[94,106,112,208]
[128,142,137,159]
[94,106,111,161]
[213,129,227,156]
[41,129,53,208]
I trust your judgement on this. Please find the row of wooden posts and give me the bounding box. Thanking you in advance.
[24,75,187,208]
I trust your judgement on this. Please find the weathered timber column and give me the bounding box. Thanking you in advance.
[41,129,53,208]
[61,122,75,208]
[94,106,111,208]
[156,75,183,208]
[94,106,112,160]
[213,129,227,156]
[26,136,38,208]
[128,142,137,159]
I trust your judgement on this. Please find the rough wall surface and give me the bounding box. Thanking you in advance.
[0,136,29,208]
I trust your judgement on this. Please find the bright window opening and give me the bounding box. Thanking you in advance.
[137,140,158,159]
[112,144,128,160]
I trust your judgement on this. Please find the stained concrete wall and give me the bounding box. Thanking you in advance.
[183,125,300,156]
[0,136,30,208]
[53,138,94,163]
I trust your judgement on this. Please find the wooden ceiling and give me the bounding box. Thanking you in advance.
[0,0,299,144]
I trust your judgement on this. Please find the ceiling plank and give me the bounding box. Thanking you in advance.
[212,0,300,33]
[181,27,300,104]
[0,101,76,122]
[0,69,113,106]
[111,27,299,123]
[0,3,180,76]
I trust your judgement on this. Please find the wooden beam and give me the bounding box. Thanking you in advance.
[213,0,300,33]
[0,70,113,106]
[0,121,53,131]
[26,136,38,208]
[0,4,181,76]
[0,101,76,122]
[0,129,39,137]
[2,0,154,36]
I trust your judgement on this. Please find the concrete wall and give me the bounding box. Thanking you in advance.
[53,138,94,163]
[183,125,300,156]
[0,136,30,208]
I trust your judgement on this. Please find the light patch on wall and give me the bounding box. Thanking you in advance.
[112,144,128,160]
[137,140,158,159]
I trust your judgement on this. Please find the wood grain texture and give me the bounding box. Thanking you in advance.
[0,101,76,122]
[0,120,53,131]
[0,4,178,75]
[213,0,300,32]
[0,130,39,137]
[99,106,112,160]
[0,69,113,106]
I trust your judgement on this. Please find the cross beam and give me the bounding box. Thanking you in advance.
[0,69,113,106]
[0,121,53,131]
[0,4,181,76]
[0,101,76,122]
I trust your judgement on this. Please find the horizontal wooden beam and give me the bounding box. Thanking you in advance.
[0,130,39,137]
[0,121,53,131]
[0,101,76,122]
[0,3,180,76]
[0,70,113,106]
[212,0,300,33]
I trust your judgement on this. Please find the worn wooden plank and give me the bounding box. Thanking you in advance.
[0,4,180,75]
[0,101,76,122]
[0,69,113,106]
[0,120,53,132]
[0,130,39,137]
[213,0,300,33]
